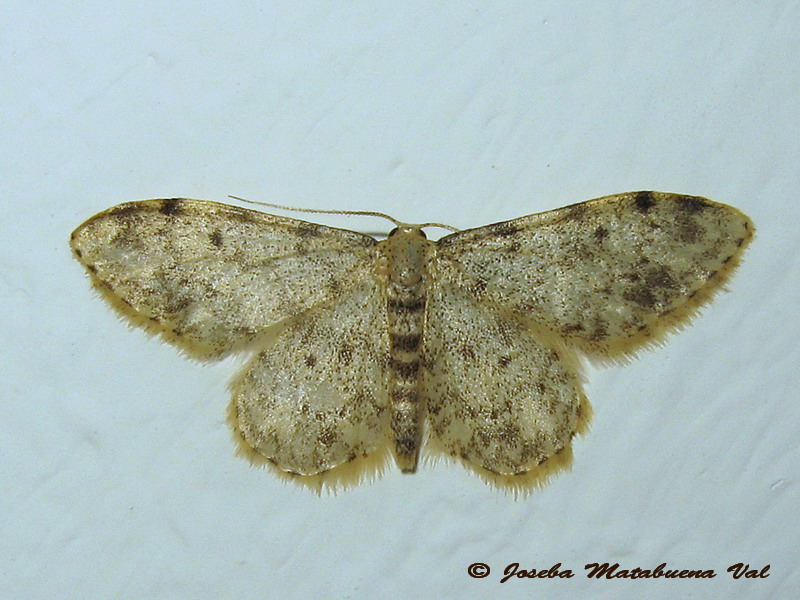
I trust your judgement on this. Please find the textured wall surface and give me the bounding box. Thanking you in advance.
[2,2,797,598]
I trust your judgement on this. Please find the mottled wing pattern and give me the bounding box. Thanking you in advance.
[232,278,391,483]
[70,198,378,359]
[425,192,752,486]
[422,283,590,486]
[435,192,754,358]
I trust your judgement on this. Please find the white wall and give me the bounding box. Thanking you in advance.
[2,2,797,598]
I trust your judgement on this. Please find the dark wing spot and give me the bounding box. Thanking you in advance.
[319,425,339,447]
[498,355,512,368]
[209,229,224,248]
[589,322,608,341]
[594,226,609,241]
[109,203,139,218]
[645,265,677,291]
[623,287,656,308]
[475,427,493,446]
[498,422,520,441]
[293,241,310,256]
[164,294,192,314]
[304,354,317,367]
[633,191,656,212]
[676,217,703,243]
[622,272,641,282]
[297,222,322,238]
[564,203,587,220]
[562,323,584,334]
[491,222,521,237]
[160,198,183,216]
[459,343,477,361]
[233,325,257,338]
[470,277,488,295]
[338,343,353,364]
[676,195,709,213]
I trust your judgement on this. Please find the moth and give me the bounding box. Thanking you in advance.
[70,191,753,492]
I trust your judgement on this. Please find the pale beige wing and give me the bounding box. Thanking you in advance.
[422,284,590,489]
[71,198,378,359]
[231,277,392,487]
[434,192,753,359]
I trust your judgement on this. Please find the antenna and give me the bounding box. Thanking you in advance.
[227,195,459,233]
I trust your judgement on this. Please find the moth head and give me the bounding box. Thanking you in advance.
[388,225,427,239]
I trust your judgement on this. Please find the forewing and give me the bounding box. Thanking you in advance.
[435,192,753,358]
[423,284,589,487]
[71,198,378,359]
[232,278,391,483]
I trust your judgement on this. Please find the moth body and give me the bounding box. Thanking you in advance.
[383,225,432,473]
